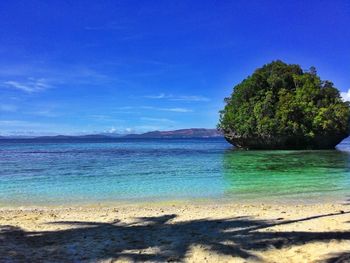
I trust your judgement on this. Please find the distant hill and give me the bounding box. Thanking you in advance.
[124,129,222,138]
[0,129,222,140]
[0,135,35,139]
[33,134,120,140]
[0,134,120,140]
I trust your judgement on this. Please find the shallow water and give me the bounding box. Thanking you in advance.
[1,137,350,205]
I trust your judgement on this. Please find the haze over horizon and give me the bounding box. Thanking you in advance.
[1,0,350,136]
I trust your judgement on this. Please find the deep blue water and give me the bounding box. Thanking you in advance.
[1,137,350,205]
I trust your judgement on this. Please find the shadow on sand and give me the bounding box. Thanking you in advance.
[1,211,350,262]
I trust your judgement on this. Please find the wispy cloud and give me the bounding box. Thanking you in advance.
[89,114,124,123]
[171,95,210,102]
[341,89,350,102]
[0,120,44,128]
[144,94,170,99]
[84,22,144,41]
[133,125,165,131]
[0,120,78,136]
[165,108,192,113]
[27,110,58,117]
[3,78,50,93]
[0,104,17,112]
[141,117,175,123]
[0,63,112,88]
[112,106,193,113]
[84,23,128,31]
[115,106,134,110]
[141,106,193,113]
[144,93,210,102]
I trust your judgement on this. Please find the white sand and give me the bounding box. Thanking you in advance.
[0,201,350,262]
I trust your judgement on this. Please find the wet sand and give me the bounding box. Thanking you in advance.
[0,201,350,262]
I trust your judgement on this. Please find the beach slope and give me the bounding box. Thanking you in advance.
[1,202,350,262]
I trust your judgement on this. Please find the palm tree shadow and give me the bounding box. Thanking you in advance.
[1,211,349,262]
[319,251,350,263]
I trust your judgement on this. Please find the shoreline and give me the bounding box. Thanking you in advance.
[1,201,350,262]
[1,195,349,209]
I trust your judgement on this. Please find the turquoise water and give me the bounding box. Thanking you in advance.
[1,138,350,205]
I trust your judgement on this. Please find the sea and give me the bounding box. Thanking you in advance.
[1,137,350,205]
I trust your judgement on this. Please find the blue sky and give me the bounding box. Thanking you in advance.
[0,0,350,135]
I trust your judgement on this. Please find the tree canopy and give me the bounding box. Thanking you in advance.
[218,60,350,149]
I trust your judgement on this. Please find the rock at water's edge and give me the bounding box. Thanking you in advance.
[224,132,348,150]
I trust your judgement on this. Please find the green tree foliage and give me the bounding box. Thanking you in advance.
[218,60,350,145]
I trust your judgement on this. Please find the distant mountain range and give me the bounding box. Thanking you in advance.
[0,129,223,139]
[124,128,222,138]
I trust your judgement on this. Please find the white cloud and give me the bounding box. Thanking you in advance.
[144,93,210,102]
[4,78,50,93]
[108,127,117,133]
[341,89,350,102]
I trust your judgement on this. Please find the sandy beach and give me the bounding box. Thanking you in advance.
[1,201,350,262]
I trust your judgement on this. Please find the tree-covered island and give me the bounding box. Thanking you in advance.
[218,60,350,149]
